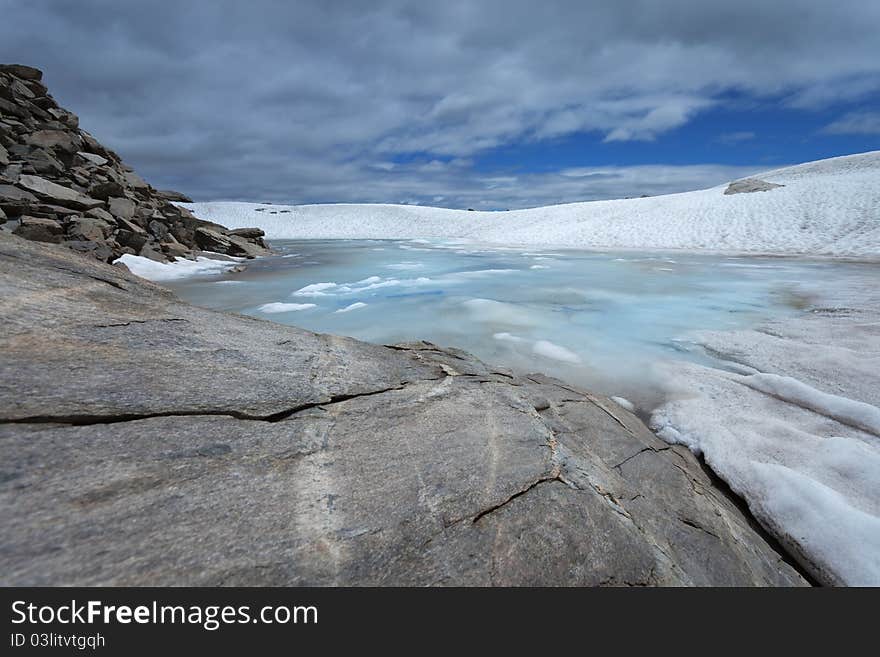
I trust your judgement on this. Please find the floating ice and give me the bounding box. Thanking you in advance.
[258,302,317,313]
[532,340,582,364]
[335,302,368,313]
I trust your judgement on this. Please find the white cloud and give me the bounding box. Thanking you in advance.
[822,111,880,135]
[1,1,876,205]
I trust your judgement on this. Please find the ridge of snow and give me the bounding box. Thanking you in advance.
[183,151,880,258]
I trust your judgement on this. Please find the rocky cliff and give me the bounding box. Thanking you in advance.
[0,232,807,586]
[0,64,268,263]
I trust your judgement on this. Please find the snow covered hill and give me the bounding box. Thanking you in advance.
[184,151,880,258]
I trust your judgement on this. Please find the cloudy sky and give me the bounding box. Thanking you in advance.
[2,0,879,208]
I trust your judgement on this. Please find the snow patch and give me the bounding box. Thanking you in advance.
[117,254,236,282]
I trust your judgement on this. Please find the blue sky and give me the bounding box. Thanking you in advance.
[3,0,879,209]
[473,96,880,172]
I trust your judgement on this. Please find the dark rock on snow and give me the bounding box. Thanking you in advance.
[0,64,268,264]
[724,178,785,195]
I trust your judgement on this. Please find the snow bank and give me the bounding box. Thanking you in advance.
[117,254,237,281]
[183,151,880,258]
[650,269,880,585]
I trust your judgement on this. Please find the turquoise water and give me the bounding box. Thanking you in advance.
[168,239,867,411]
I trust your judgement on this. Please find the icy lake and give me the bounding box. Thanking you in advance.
[167,239,874,414]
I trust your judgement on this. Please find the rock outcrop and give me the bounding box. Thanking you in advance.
[0,64,268,263]
[0,231,808,586]
[724,178,785,195]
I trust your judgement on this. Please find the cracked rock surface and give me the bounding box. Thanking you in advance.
[0,233,807,585]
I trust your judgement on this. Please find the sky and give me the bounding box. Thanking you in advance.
[2,0,879,209]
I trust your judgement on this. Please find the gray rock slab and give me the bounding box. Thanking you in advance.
[0,233,808,586]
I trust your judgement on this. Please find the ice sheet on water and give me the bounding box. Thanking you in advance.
[258,302,316,313]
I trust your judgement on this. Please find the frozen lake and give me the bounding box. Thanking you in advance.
[167,239,873,414]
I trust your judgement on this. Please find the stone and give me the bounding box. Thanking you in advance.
[25,129,81,155]
[0,233,808,586]
[108,196,136,219]
[65,239,115,263]
[0,64,43,80]
[67,216,112,242]
[193,226,235,253]
[88,180,125,200]
[78,131,114,161]
[226,233,270,257]
[25,203,80,219]
[77,151,108,167]
[148,219,169,241]
[156,189,193,203]
[113,215,147,235]
[123,169,149,192]
[0,144,7,166]
[115,229,148,251]
[0,183,37,212]
[84,207,115,223]
[16,174,104,210]
[12,215,63,243]
[0,97,28,120]
[724,178,785,195]
[226,227,265,239]
[21,147,64,175]
[0,207,6,224]
[47,108,78,129]
[138,243,166,262]
[160,240,191,259]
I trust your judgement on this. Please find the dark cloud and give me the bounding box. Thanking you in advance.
[2,0,877,207]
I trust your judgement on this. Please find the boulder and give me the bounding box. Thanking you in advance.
[12,215,63,243]
[226,227,265,239]
[25,203,80,219]
[84,207,115,223]
[64,239,115,263]
[16,174,104,210]
[77,151,108,167]
[20,147,64,175]
[226,233,270,257]
[0,64,43,80]
[138,243,166,262]
[193,226,236,254]
[25,129,80,155]
[113,215,146,235]
[0,183,37,212]
[122,169,149,193]
[108,196,136,219]
[88,180,125,201]
[47,108,78,130]
[66,216,113,242]
[724,178,784,195]
[160,240,192,259]
[115,228,148,251]
[148,219,169,241]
